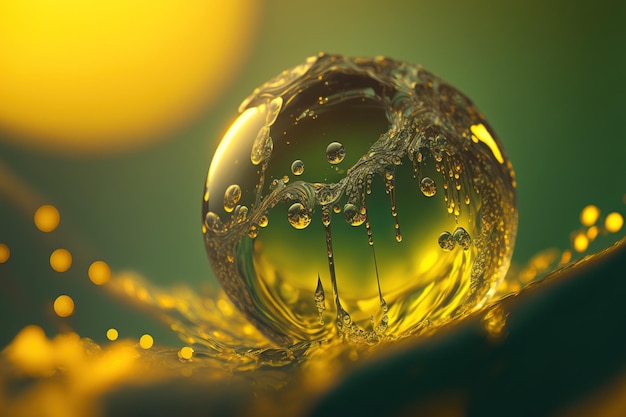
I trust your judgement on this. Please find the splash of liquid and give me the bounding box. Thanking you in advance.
[202,54,518,345]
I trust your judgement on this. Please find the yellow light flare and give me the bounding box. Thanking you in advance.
[580,205,600,227]
[34,204,60,232]
[106,328,119,341]
[139,334,153,349]
[50,248,72,272]
[573,232,589,253]
[470,123,504,164]
[605,212,624,233]
[54,295,75,317]
[0,242,9,263]
[179,346,194,360]
[88,260,111,285]
[0,0,259,155]
[587,225,599,241]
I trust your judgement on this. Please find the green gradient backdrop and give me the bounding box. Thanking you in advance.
[0,0,624,346]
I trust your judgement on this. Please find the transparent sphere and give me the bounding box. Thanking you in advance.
[202,54,517,345]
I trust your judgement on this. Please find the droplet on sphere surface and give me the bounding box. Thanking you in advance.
[202,54,517,345]
[287,202,311,229]
[223,184,242,213]
[453,227,472,250]
[420,177,437,197]
[291,159,305,175]
[326,141,345,164]
[438,232,455,251]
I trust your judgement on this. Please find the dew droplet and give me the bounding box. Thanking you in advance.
[251,126,273,165]
[287,202,311,229]
[453,227,472,250]
[223,184,242,213]
[343,203,365,226]
[420,176,436,197]
[438,231,455,251]
[291,159,304,175]
[233,205,248,223]
[258,215,269,227]
[326,141,345,164]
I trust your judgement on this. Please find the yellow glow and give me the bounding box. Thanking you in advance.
[179,346,194,360]
[587,225,599,241]
[88,261,111,285]
[605,212,624,233]
[106,328,119,341]
[0,242,9,263]
[573,232,589,253]
[54,295,75,317]
[470,123,504,164]
[34,204,60,232]
[580,205,601,227]
[139,334,153,349]
[0,1,259,154]
[50,248,72,272]
[559,249,572,266]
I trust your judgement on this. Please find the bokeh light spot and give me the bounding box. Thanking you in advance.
[34,205,60,232]
[580,205,600,227]
[573,232,589,253]
[0,0,260,154]
[605,212,624,233]
[88,260,111,285]
[0,243,10,263]
[179,346,194,360]
[50,248,72,272]
[139,334,153,349]
[53,295,74,317]
[106,328,119,341]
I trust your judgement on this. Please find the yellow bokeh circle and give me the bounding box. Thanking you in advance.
[54,295,75,317]
[34,205,60,232]
[50,248,72,272]
[0,1,260,154]
[88,260,111,285]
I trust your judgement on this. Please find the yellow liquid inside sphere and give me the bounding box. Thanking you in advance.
[203,54,517,345]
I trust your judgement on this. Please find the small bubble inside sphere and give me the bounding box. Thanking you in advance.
[202,54,517,345]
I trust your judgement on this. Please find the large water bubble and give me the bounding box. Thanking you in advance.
[202,54,517,345]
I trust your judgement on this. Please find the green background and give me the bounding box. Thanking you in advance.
[0,0,624,347]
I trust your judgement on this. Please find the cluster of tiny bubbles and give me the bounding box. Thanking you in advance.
[202,53,518,346]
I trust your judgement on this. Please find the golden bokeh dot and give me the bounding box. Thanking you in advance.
[106,328,119,341]
[34,205,60,232]
[139,334,153,349]
[573,232,589,253]
[580,205,600,227]
[605,212,624,233]
[50,248,72,272]
[179,346,194,360]
[88,260,111,285]
[0,243,10,263]
[53,295,74,317]
[586,225,599,241]
[0,0,260,155]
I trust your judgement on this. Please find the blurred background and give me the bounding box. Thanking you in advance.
[0,0,624,350]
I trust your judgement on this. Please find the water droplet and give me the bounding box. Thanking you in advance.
[343,203,365,226]
[438,231,455,251]
[258,215,269,227]
[453,227,472,250]
[202,54,517,344]
[420,177,437,197]
[251,126,273,165]
[326,141,345,164]
[287,202,311,229]
[291,159,304,175]
[223,184,242,213]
